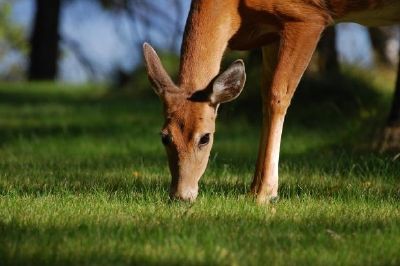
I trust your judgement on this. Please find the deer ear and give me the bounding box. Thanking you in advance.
[143,43,174,96]
[210,60,246,105]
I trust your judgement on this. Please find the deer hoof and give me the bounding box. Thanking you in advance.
[269,195,279,204]
[256,194,279,205]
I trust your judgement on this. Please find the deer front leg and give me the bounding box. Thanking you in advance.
[250,42,279,195]
[252,22,325,204]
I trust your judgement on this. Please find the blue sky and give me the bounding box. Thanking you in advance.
[9,0,388,83]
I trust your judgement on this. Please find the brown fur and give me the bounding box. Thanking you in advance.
[144,0,400,203]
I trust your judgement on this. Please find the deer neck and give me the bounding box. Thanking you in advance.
[178,0,240,93]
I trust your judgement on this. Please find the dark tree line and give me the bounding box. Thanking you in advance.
[27,0,400,150]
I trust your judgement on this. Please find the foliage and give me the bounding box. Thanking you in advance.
[0,2,28,80]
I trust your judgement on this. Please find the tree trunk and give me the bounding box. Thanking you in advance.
[377,48,400,152]
[28,0,61,81]
[317,26,339,73]
[387,56,400,126]
[368,27,396,67]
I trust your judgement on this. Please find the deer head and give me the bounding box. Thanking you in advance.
[143,43,246,202]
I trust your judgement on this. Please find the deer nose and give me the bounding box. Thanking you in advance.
[170,185,198,202]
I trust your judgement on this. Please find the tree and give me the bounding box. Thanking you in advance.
[368,27,397,67]
[28,0,61,80]
[368,27,400,151]
[0,2,28,80]
[317,26,339,73]
[388,54,400,126]
[378,48,400,152]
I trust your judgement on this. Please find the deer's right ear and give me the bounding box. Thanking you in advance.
[143,43,174,96]
[209,59,246,105]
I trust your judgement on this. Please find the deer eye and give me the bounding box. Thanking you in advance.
[161,133,172,146]
[199,133,210,147]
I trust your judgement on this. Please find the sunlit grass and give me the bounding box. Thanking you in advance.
[0,69,400,265]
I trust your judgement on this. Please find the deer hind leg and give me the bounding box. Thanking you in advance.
[252,22,325,204]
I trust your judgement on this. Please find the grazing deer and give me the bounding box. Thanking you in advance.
[143,0,400,203]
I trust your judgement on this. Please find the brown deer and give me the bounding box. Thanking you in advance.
[143,0,400,203]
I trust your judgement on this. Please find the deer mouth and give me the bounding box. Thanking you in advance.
[169,183,199,202]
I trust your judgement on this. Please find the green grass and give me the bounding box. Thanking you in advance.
[1,68,400,265]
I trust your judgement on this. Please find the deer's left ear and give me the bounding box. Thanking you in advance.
[143,42,175,96]
[210,60,246,105]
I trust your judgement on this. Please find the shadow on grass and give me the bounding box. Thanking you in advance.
[1,205,399,265]
[0,124,122,146]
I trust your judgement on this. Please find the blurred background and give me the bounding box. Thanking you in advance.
[0,0,399,150]
[1,0,398,82]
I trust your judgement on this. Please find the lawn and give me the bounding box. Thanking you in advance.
[0,68,400,265]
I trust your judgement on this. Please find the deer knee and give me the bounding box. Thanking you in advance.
[266,93,291,115]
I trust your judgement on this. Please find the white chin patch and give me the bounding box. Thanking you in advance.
[182,187,199,202]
